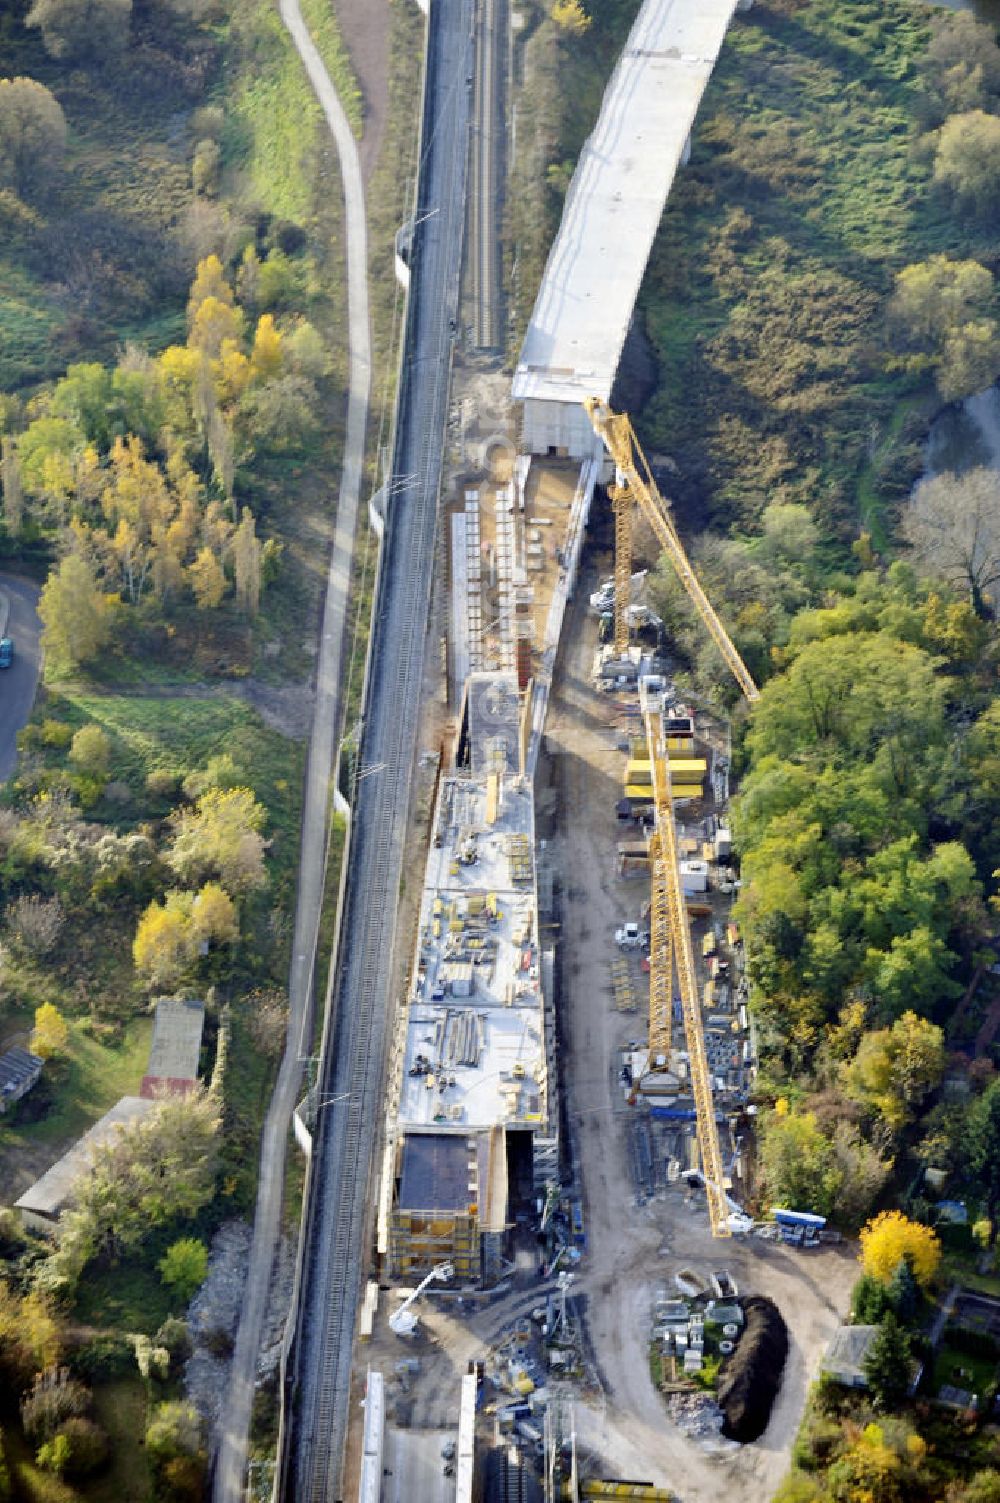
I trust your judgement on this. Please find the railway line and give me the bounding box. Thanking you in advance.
[280,2,475,1498]
[470,0,503,349]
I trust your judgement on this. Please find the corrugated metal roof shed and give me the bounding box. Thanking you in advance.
[0,1046,43,1103]
[141,996,204,1097]
[15,1096,155,1222]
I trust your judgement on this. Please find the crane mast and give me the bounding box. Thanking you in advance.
[584,398,760,705]
[643,687,731,1237]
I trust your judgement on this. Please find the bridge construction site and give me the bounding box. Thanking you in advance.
[278,1,859,1502]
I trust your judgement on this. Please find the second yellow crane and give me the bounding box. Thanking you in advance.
[586,398,760,1237]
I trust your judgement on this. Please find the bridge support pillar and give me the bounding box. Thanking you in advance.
[681,132,692,167]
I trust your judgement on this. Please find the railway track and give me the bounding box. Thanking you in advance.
[470,0,503,350]
[281,3,475,1498]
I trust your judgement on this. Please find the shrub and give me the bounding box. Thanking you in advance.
[146,767,181,800]
[57,1416,109,1478]
[69,1335,134,1383]
[203,1326,233,1358]
[155,1317,193,1370]
[158,1238,209,1303]
[20,1368,90,1443]
[69,724,110,777]
[9,895,65,955]
[40,719,73,749]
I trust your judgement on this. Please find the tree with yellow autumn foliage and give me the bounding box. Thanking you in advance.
[860,1210,941,1288]
[31,1002,69,1059]
[551,0,590,34]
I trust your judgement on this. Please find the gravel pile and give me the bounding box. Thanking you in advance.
[258,1235,295,1383]
[666,1391,725,1439]
[184,1221,252,1436]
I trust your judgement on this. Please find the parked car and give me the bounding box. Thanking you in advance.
[615,921,648,950]
[0,637,13,669]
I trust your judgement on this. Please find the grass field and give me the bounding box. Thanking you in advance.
[933,1341,998,1399]
[635,0,987,540]
[83,1381,151,1503]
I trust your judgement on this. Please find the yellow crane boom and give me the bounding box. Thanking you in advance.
[644,690,731,1238]
[585,398,760,705]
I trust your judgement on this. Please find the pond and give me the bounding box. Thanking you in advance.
[925,386,1000,478]
[936,0,1000,27]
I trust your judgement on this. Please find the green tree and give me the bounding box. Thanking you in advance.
[889,254,1000,401]
[887,1256,922,1326]
[863,1313,912,1409]
[934,110,1000,218]
[0,77,66,196]
[145,1401,206,1498]
[961,1473,1000,1503]
[191,137,220,196]
[851,1273,894,1325]
[167,786,268,896]
[845,1012,945,1128]
[890,255,994,345]
[158,1238,208,1302]
[968,1079,1000,1234]
[747,632,943,781]
[2,437,24,536]
[46,1090,220,1288]
[760,1108,838,1217]
[69,724,110,778]
[26,0,132,60]
[38,554,111,673]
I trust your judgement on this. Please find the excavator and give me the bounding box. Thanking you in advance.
[585,398,758,1237]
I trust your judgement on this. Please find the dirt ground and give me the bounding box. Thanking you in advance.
[333,0,390,181]
[536,544,859,1502]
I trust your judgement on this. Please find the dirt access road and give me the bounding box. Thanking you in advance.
[536,543,858,1502]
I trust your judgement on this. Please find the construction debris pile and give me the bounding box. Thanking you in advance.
[717,1294,789,1442]
[665,1391,725,1440]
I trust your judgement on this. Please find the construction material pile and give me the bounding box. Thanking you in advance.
[717,1295,788,1442]
[666,1391,724,1439]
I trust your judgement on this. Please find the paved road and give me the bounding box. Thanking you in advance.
[281,2,474,1497]
[210,0,372,1495]
[0,576,41,783]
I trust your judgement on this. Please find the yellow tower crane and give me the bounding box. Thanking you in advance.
[643,680,730,1237]
[584,398,760,706]
[585,398,761,1237]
